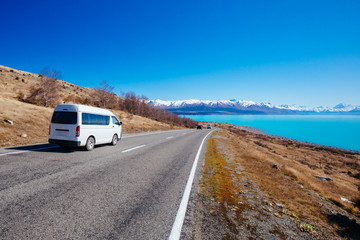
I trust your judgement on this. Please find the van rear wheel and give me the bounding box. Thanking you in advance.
[86,136,95,151]
[111,134,118,145]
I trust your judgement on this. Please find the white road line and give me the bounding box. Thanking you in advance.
[121,144,146,153]
[0,146,58,157]
[122,132,161,139]
[169,130,213,240]
[122,130,188,139]
[166,136,174,139]
[0,130,190,153]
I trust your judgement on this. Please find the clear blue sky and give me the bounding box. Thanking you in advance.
[1,0,359,107]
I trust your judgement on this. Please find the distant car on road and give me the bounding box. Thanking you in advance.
[197,125,203,130]
[207,124,212,129]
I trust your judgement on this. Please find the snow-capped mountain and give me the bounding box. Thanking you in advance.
[149,99,360,115]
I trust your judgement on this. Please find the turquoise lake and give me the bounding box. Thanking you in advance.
[184,115,360,152]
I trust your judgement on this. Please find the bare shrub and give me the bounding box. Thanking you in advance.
[63,95,74,103]
[25,86,43,105]
[82,97,90,105]
[26,68,61,107]
[40,69,61,107]
[121,91,197,128]
[92,80,118,109]
[17,91,25,101]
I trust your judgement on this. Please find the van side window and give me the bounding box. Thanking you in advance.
[82,113,110,125]
[51,112,77,124]
[112,116,120,125]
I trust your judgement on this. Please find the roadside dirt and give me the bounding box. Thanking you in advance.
[193,129,360,239]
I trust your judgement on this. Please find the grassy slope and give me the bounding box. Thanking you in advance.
[0,65,181,147]
[195,125,360,239]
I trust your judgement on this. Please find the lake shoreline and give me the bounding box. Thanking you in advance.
[189,114,360,152]
[234,124,360,155]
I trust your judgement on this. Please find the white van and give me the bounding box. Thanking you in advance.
[49,104,122,151]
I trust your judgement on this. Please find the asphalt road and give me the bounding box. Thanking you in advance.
[0,129,213,239]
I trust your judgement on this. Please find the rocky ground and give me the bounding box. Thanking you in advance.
[192,128,360,239]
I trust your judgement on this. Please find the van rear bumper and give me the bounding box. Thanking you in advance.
[49,139,81,147]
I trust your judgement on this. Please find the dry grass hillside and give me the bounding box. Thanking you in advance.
[194,124,360,239]
[0,65,182,147]
[0,65,94,101]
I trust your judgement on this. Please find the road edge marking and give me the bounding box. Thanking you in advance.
[168,130,213,240]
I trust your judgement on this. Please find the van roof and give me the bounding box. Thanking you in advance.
[54,104,114,116]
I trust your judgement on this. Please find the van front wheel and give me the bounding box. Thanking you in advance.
[111,134,118,146]
[86,136,95,151]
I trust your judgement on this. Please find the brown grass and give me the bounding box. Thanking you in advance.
[202,135,236,204]
[0,65,94,103]
[0,97,53,147]
[0,65,183,147]
[0,96,181,147]
[200,134,245,237]
[224,127,360,218]
[203,126,360,238]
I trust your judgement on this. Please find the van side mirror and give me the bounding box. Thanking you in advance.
[119,122,122,126]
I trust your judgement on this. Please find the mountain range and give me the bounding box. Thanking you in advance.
[150,99,360,115]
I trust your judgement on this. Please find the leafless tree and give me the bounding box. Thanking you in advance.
[26,68,61,107]
[123,91,138,114]
[92,80,117,108]
[40,68,61,107]
[120,91,198,128]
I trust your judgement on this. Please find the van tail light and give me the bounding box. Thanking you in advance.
[49,125,51,135]
[76,126,80,137]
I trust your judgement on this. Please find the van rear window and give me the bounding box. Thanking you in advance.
[51,112,77,124]
[82,113,110,125]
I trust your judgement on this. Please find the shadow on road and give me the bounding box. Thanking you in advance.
[5,144,75,153]
[6,143,112,153]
